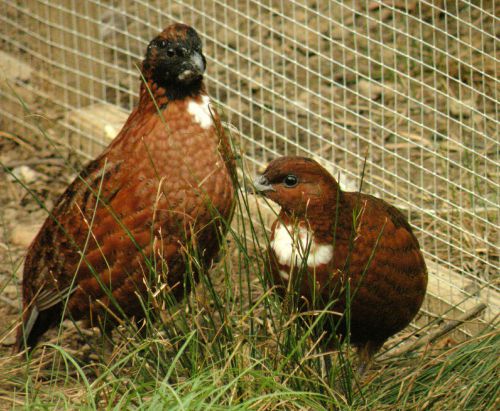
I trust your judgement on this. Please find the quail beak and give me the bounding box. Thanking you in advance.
[250,175,275,195]
[178,51,205,83]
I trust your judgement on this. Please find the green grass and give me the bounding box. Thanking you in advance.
[2,298,498,410]
[1,167,498,410]
[0,94,498,411]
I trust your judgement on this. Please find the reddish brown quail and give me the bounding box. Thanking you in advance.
[15,23,236,352]
[253,156,427,370]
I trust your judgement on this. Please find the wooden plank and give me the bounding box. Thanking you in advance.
[61,102,128,157]
[0,51,33,82]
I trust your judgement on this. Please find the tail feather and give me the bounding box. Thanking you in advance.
[14,304,61,353]
[356,339,384,375]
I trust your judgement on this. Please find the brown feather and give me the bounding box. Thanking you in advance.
[15,23,235,352]
[256,156,427,371]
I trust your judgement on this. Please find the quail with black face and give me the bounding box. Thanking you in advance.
[143,25,207,98]
[15,23,236,352]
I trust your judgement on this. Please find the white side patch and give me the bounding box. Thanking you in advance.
[188,95,213,129]
[279,270,290,280]
[271,224,333,268]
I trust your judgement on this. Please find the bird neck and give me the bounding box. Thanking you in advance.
[138,79,207,109]
[279,190,345,244]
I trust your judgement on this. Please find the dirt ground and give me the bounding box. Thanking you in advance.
[0,0,497,396]
[0,136,80,355]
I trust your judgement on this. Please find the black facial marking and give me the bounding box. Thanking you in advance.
[156,39,167,49]
[143,27,206,100]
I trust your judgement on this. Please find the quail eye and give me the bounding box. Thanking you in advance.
[283,174,298,187]
[157,39,167,49]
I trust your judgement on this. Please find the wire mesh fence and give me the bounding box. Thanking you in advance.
[0,0,498,338]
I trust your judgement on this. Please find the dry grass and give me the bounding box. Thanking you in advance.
[0,146,498,409]
[0,1,498,409]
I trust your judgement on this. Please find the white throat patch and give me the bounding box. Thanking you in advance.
[271,223,333,268]
[188,95,213,129]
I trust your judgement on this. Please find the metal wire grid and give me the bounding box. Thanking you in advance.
[0,0,498,333]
